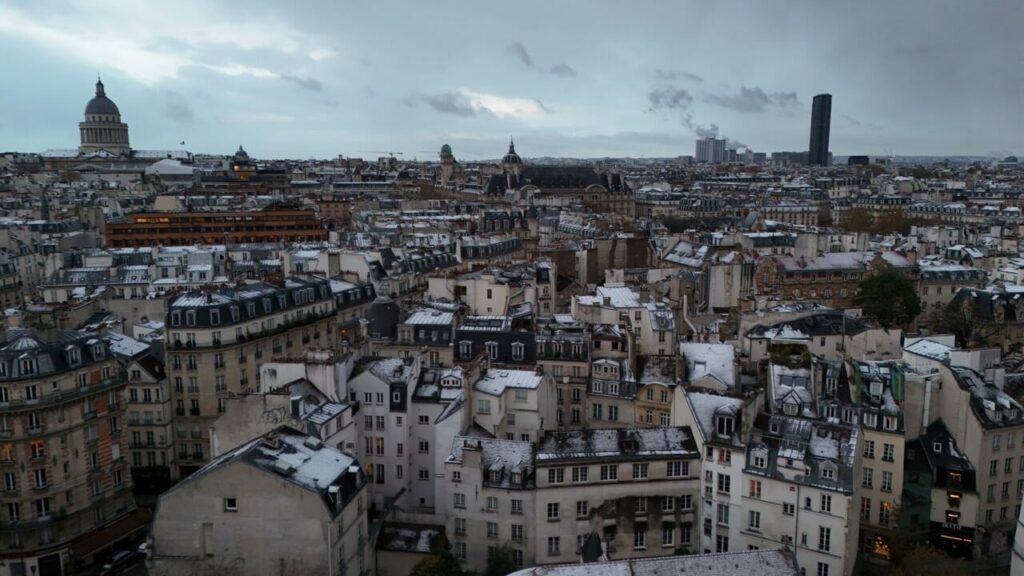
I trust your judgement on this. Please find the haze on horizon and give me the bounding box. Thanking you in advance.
[0,0,1021,160]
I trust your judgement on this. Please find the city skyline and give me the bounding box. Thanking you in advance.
[0,0,1021,159]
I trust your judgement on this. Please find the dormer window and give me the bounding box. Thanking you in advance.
[170,311,181,326]
[869,380,882,398]
[230,306,240,322]
[485,342,498,360]
[511,342,525,361]
[459,341,472,359]
[247,303,256,317]
[92,343,104,358]
[715,415,734,437]
[262,298,272,313]
[821,464,837,481]
[511,472,522,485]
[0,363,6,377]
[488,469,501,483]
[278,294,287,309]
[185,310,196,326]
[19,358,35,375]
[932,442,942,453]
[883,416,897,431]
[65,347,80,366]
[783,401,799,416]
[210,310,220,325]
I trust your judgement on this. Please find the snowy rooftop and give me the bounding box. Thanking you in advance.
[404,308,453,326]
[680,343,735,388]
[577,284,641,308]
[474,369,542,396]
[507,549,798,576]
[536,427,697,462]
[103,332,150,359]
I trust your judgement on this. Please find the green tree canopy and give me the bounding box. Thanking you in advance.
[854,269,922,328]
[484,545,519,576]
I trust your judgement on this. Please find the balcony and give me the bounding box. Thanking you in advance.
[0,377,125,415]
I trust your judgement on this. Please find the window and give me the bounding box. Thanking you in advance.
[572,467,588,482]
[3,473,14,491]
[511,524,523,542]
[817,563,830,576]
[881,471,893,492]
[487,522,498,539]
[511,342,524,361]
[455,542,466,560]
[883,443,895,462]
[486,496,498,511]
[662,526,674,547]
[634,497,647,514]
[33,469,46,489]
[224,498,238,511]
[511,499,523,514]
[680,494,693,510]
[600,465,618,481]
[864,440,875,458]
[667,461,688,477]
[879,501,891,525]
[549,468,565,484]
[717,473,731,494]
[749,510,761,529]
[715,535,729,553]
[820,494,832,513]
[576,500,589,518]
[783,502,795,516]
[418,469,429,481]
[633,463,649,479]
[861,497,872,522]
[818,527,831,552]
[418,441,429,454]
[716,503,729,525]
[454,517,466,536]
[863,468,873,488]
[486,342,498,360]
[634,528,646,550]
[547,502,560,520]
[477,399,491,414]
[453,493,465,509]
[547,536,560,556]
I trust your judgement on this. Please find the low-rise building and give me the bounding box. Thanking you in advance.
[147,426,369,576]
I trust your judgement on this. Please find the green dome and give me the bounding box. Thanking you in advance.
[440,144,452,154]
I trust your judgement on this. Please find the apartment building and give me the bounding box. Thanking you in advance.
[742,417,861,576]
[165,277,337,477]
[674,390,755,555]
[849,361,906,561]
[533,428,701,564]
[147,426,369,576]
[471,368,554,443]
[125,354,174,494]
[444,435,536,571]
[0,330,136,574]
[535,316,590,429]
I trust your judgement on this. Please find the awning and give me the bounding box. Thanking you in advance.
[70,507,152,558]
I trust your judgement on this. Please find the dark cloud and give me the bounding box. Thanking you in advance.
[403,92,477,117]
[548,64,577,78]
[281,74,323,92]
[164,91,194,123]
[507,41,576,78]
[648,87,693,111]
[704,85,802,114]
[507,42,534,67]
[655,69,703,83]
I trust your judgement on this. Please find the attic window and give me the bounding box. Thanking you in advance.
[821,465,836,481]
[66,347,80,366]
[185,310,196,326]
[715,415,734,437]
[511,342,525,361]
[783,402,799,416]
[230,306,240,322]
[459,341,472,359]
[20,358,36,375]
[210,310,220,326]
[170,311,181,326]
[488,470,501,483]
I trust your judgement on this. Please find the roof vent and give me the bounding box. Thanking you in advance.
[273,460,295,476]
[303,437,323,451]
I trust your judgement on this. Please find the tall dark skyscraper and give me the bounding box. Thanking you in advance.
[808,93,832,166]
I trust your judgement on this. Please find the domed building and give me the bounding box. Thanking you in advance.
[78,77,130,156]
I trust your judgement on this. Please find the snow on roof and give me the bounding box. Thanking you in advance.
[536,427,697,461]
[680,343,735,388]
[405,308,453,326]
[904,338,953,362]
[686,392,745,443]
[103,332,149,358]
[577,284,641,308]
[473,369,542,396]
[506,548,799,576]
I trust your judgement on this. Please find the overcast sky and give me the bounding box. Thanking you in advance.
[1,0,1021,160]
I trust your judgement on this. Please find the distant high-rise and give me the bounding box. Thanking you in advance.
[695,137,726,164]
[808,93,832,166]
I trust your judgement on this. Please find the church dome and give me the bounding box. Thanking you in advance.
[84,79,120,116]
[440,144,452,155]
[502,138,522,165]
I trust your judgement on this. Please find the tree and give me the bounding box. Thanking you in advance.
[411,550,466,576]
[892,545,969,576]
[411,534,467,576]
[484,545,519,576]
[854,270,922,328]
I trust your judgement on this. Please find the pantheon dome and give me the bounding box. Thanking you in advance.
[79,78,130,156]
